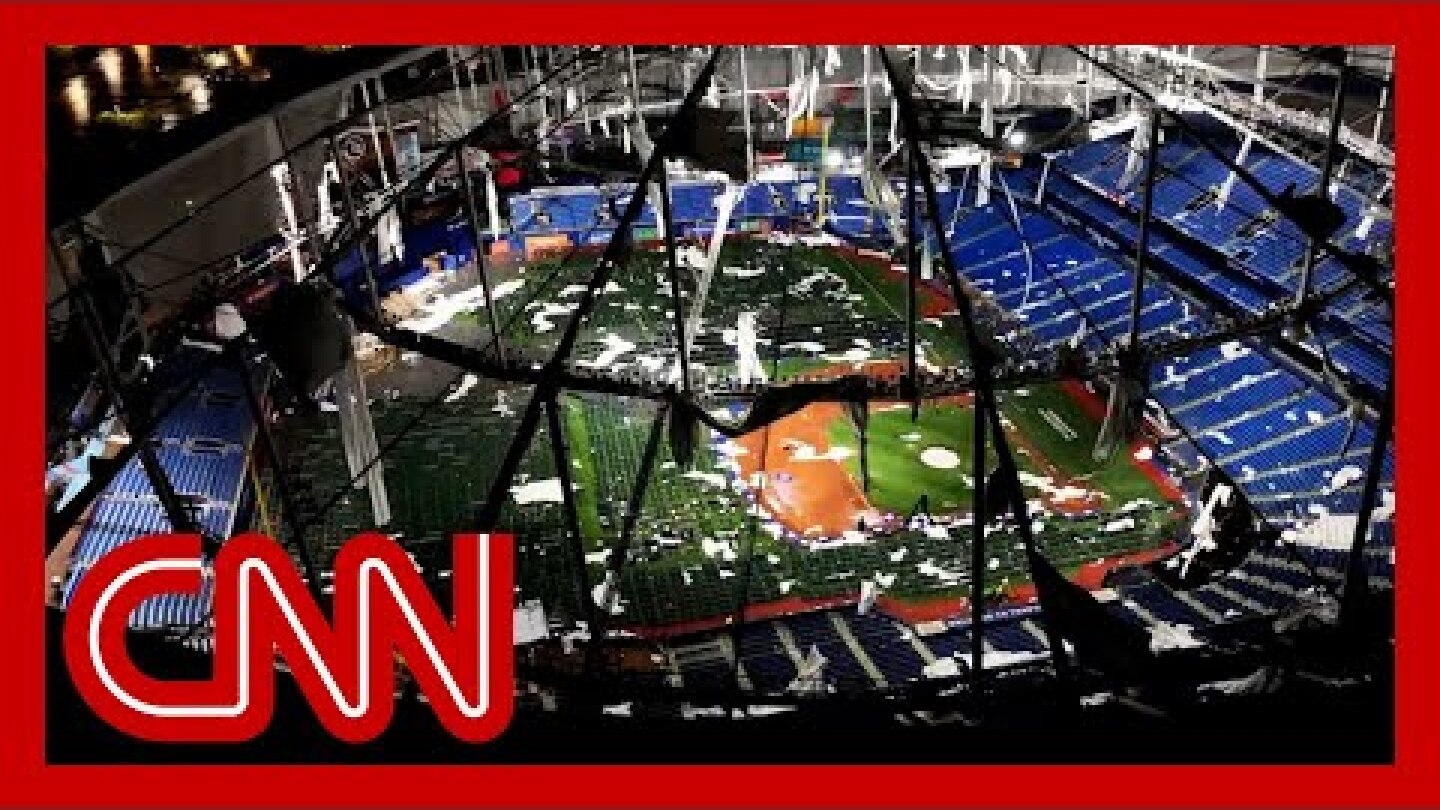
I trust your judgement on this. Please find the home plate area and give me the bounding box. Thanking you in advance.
[736,362,1177,549]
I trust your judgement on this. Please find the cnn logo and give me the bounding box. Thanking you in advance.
[63,532,514,743]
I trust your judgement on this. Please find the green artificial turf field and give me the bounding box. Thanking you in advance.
[830,401,986,514]
[274,237,1181,628]
[827,382,1171,518]
[996,384,1170,508]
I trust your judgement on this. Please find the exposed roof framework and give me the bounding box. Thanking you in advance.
[46,44,1394,704]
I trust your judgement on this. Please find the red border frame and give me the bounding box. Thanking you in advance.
[4,3,1433,806]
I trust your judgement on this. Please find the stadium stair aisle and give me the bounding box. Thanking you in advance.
[1171,590,1227,624]
[1118,595,1163,627]
[1020,619,1050,649]
[735,622,799,693]
[904,629,939,667]
[829,613,890,688]
[1204,581,1271,616]
[773,621,809,672]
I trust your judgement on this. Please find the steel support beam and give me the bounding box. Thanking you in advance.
[473,50,726,535]
[726,247,796,691]
[544,395,600,632]
[878,47,1072,696]
[1373,47,1394,143]
[1295,53,1349,306]
[456,150,507,359]
[233,348,326,604]
[739,46,755,182]
[656,170,691,392]
[968,369,988,697]
[588,401,670,674]
[328,132,383,316]
[1341,373,1392,627]
[905,148,921,418]
[61,254,200,543]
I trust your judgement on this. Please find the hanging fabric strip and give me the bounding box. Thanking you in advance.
[1216,133,1254,209]
[959,46,973,112]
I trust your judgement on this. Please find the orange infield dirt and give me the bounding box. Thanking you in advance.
[731,360,1108,537]
[734,400,880,538]
[733,361,899,538]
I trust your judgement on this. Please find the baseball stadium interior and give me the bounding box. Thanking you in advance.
[44,44,1395,763]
